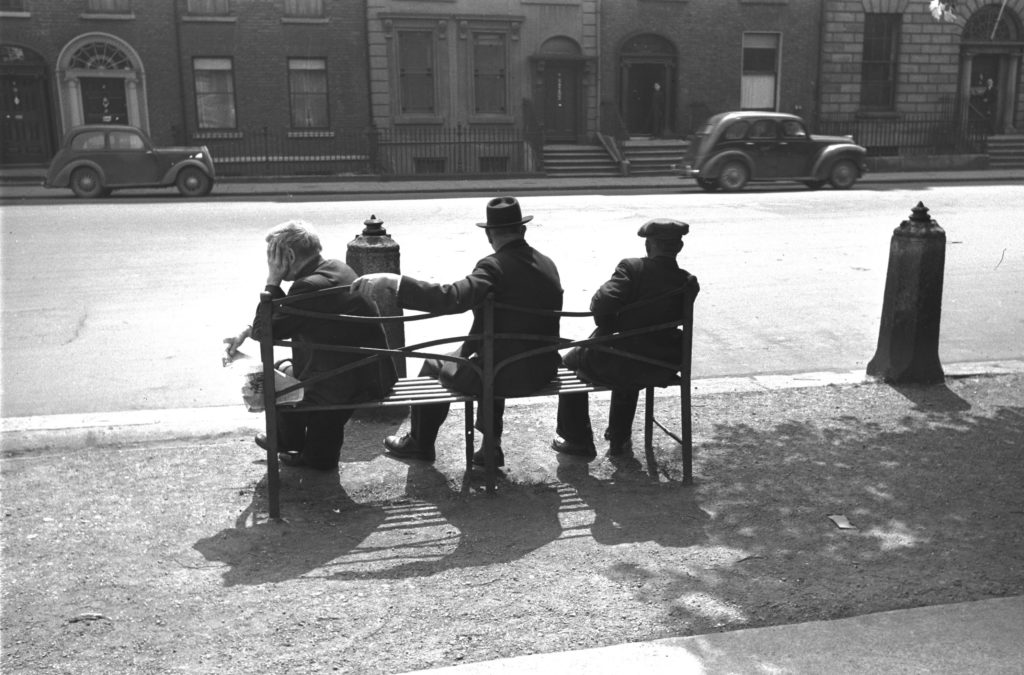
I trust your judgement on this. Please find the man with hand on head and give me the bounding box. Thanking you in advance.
[224,220,396,471]
[352,197,562,468]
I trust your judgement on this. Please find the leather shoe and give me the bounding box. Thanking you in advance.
[607,438,634,457]
[383,433,435,462]
[471,445,505,468]
[255,433,299,454]
[551,436,596,459]
[277,451,307,468]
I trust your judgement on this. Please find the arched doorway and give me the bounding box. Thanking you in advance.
[531,36,589,143]
[1,45,55,165]
[960,3,1023,134]
[619,34,676,137]
[56,33,149,135]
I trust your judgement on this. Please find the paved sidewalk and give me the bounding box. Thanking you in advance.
[3,167,1024,200]
[3,362,1023,673]
[400,596,1024,674]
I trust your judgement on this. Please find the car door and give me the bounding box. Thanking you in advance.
[774,119,819,178]
[744,118,783,178]
[103,129,163,186]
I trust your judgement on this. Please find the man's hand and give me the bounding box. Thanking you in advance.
[266,240,290,286]
[223,327,251,361]
[351,273,400,301]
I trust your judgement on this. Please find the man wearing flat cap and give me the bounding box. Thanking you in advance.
[552,218,699,459]
[352,197,563,466]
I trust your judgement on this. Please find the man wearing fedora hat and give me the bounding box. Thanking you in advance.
[552,218,699,460]
[352,196,563,466]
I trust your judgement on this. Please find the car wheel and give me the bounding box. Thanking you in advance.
[718,161,748,192]
[176,167,212,197]
[803,180,826,190]
[828,159,858,189]
[696,177,719,192]
[70,167,104,199]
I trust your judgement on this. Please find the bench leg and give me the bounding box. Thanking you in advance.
[464,401,475,473]
[681,380,693,485]
[644,386,655,455]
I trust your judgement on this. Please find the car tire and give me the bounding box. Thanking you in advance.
[696,177,720,192]
[828,159,858,189]
[803,180,826,190]
[176,167,213,197]
[718,161,748,192]
[70,167,104,199]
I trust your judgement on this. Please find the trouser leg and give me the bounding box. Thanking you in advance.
[556,392,594,444]
[408,358,449,450]
[605,388,640,443]
[300,409,353,470]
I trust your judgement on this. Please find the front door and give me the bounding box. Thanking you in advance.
[0,69,53,165]
[542,63,580,143]
[622,63,670,136]
[81,77,128,125]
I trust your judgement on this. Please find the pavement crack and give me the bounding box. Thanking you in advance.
[62,312,87,346]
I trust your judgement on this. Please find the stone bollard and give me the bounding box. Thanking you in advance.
[866,202,946,384]
[347,215,405,377]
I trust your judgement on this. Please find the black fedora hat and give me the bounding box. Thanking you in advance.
[476,196,534,229]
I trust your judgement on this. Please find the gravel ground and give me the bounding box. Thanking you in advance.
[2,374,1023,674]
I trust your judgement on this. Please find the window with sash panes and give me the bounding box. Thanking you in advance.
[397,30,436,115]
[193,57,236,129]
[289,58,329,129]
[860,13,901,110]
[472,32,507,115]
[187,0,229,16]
[741,33,779,111]
[87,0,132,12]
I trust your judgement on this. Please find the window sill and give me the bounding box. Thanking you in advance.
[281,17,329,25]
[0,11,30,18]
[287,130,334,138]
[181,15,237,23]
[468,114,515,125]
[855,111,901,119]
[395,116,445,125]
[195,130,243,139]
[80,13,135,20]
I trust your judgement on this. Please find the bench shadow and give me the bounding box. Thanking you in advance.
[555,457,711,547]
[192,469,387,587]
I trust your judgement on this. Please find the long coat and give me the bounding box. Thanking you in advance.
[251,256,397,405]
[398,238,563,397]
[566,256,700,389]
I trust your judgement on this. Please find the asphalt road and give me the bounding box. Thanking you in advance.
[1,182,1022,417]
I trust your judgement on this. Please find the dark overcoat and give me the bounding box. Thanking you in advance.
[567,256,700,389]
[398,238,563,397]
[251,257,397,405]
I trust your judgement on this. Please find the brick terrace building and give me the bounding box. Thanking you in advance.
[0,0,370,170]
[599,0,824,138]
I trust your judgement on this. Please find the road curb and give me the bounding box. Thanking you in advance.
[4,360,1022,455]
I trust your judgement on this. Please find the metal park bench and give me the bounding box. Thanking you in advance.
[256,285,696,519]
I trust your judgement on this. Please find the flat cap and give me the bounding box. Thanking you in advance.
[637,219,689,240]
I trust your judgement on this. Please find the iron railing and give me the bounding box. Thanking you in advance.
[181,126,540,178]
[815,112,988,156]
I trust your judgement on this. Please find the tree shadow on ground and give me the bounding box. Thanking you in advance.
[607,385,1024,631]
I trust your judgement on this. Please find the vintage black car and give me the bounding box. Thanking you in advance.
[44,125,215,198]
[679,111,868,192]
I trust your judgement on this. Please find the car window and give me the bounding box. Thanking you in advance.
[748,120,777,140]
[71,132,106,151]
[782,120,808,139]
[723,121,749,141]
[109,131,145,150]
